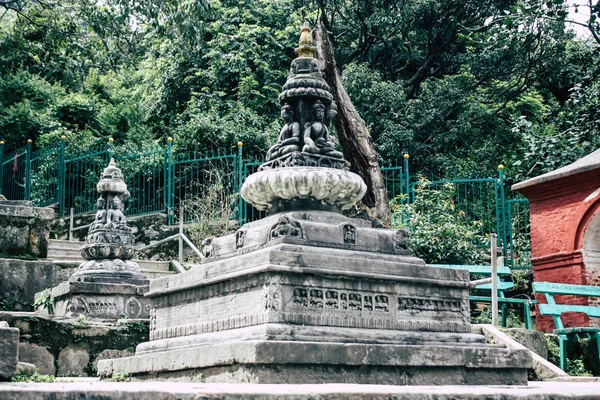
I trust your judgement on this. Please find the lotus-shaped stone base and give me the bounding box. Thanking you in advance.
[241,167,367,212]
[81,226,135,260]
[81,243,135,260]
[69,259,144,284]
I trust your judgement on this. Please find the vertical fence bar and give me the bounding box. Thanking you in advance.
[403,154,410,205]
[25,139,32,201]
[178,206,183,264]
[491,233,498,326]
[0,141,4,196]
[69,208,74,241]
[58,136,66,216]
[166,137,173,224]
[237,142,243,224]
[498,165,508,259]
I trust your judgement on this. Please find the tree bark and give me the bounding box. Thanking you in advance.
[315,21,391,227]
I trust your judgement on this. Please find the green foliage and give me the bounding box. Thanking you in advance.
[472,306,524,328]
[73,313,87,329]
[118,320,148,336]
[33,288,54,314]
[567,357,594,377]
[546,335,596,376]
[11,370,55,383]
[183,169,239,259]
[0,0,597,186]
[109,371,131,382]
[391,178,487,265]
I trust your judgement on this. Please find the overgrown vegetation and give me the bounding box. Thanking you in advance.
[182,169,239,259]
[391,178,487,265]
[546,335,597,376]
[32,288,54,314]
[0,0,597,185]
[11,370,56,383]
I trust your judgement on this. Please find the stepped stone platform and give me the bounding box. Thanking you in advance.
[98,212,531,385]
[2,381,600,400]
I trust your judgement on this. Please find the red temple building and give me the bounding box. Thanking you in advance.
[513,149,600,332]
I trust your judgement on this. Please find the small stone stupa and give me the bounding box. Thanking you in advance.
[99,24,531,384]
[36,160,151,320]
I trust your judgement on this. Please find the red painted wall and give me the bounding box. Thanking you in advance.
[517,169,600,332]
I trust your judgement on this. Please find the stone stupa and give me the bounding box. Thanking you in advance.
[98,24,531,384]
[36,159,151,320]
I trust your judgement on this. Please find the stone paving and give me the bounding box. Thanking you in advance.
[1,381,600,400]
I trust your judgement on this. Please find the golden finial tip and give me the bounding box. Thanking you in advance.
[108,138,114,143]
[27,139,32,144]
[237,141,243,147]
[295,22,315,58]
[61,135,66,140]
[167,137,173,142]
[403,154,410,159]
[0,141,4,145]
[498,164,504,170]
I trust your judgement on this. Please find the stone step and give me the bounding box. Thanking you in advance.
[47,239,84,251]
[46,254,172,272]
[46,249,83,259]
[135,260,170,272]
[141,269,176,279]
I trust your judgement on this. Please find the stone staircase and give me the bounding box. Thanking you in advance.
[46,239,177,279]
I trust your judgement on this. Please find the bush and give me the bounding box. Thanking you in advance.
[391,177,487,265]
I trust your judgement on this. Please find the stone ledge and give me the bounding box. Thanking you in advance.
[98,339,532,383]
[3,381,600,400]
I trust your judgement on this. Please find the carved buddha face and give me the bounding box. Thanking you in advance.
[281,108,293,123]
[111,197,121,209]
[313,106,325,122]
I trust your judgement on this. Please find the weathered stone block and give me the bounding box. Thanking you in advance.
[506,328,549,359]
[58,343,90,377]
[0,200,54,258]
[92,349,134,372]
[0,259,77,311]
[37,281,151,320]
[19,342,55,376]
[0,325,19,381]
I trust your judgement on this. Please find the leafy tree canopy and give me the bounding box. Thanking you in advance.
[0,0,597,182]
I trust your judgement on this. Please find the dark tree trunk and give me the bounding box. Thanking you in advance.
[315,21,392,227]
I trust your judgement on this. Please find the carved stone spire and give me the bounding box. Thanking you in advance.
[295,22,316,58]
[71,159,143,283]
[263,23,346,171]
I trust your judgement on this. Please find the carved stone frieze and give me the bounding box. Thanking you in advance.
[291,286,389,313]
[259,152,350,172]
[269,216,303,239]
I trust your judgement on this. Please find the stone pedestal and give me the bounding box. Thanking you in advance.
[35,159,150,321]
[41,279,151,320]
[0,321,19,381]
[98,212,532,384]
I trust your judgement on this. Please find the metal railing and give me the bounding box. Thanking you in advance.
[0,138,531,268]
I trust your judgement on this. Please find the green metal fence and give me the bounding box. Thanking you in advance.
[507,198,531,269]
[0,139,245,225]
[408,166,531,269]
[169,145,242,225]
[1,143,29,202]
[0,138,531,268]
